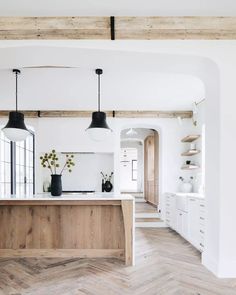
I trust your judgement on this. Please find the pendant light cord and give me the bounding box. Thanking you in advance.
[15,70,18,112]
[98,73,101,112]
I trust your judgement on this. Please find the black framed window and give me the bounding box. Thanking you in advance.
[0,132,11,194]
[0,129,35,195]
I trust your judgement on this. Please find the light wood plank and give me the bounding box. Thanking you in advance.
[121,200,134,266]
[0,110,193,119]
[0,229,235,294]
[0,16,236,40]
[0,203,130,263]
[181,135,201,142]
[0,249,124,258]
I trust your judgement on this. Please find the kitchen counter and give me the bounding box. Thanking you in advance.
[0,192,134,202]
[0,193,134,265]
[175,193,204,199]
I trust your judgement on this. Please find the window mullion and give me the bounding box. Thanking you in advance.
[10,142,16,195]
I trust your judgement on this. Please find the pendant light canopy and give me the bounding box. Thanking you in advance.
[86,69,112,141]
[2,69,29,142]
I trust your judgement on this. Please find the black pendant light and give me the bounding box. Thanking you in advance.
[2,69,29,142]
[86,69,112,141]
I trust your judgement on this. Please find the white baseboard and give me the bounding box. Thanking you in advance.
[202,252,219,276]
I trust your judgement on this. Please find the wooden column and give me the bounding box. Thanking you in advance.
[121,200,134,266]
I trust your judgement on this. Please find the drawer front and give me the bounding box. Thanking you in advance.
[199,216,205,225]
[166,202,171,208]
[199,242,204,252]
[199,209,205,217]
[199,202,205,208]
[199,235,205,252]
[199,228,205,235]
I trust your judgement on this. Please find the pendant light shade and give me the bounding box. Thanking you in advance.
[2,69,29,142]
[86,68,112,141]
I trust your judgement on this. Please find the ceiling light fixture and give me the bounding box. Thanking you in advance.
[2,69,29,142]
[126,128,138,136]
[86,69,112,141]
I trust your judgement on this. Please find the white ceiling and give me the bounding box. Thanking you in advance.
[0,0,235,16]
[0,44,205,111]
[0,67,204,111]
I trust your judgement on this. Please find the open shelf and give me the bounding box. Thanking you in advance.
[181,135,200,143]
[181,164,199,170]
[181,150,201,156]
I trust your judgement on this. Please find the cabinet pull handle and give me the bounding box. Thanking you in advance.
[166,204,170,206]
[199,243,204,247]
[200,217,205,220]
[190,199,195,201]
[200,204,205,207]
[200,230,204,234]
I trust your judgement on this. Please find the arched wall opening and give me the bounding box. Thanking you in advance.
[0,43,221,276]
[119,127,160,211]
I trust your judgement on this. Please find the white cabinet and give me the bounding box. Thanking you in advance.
[165,193,205,252]
[199,200,205,252]
[177,210,188,239]
[165,193,177,230]
[188,198,200,248]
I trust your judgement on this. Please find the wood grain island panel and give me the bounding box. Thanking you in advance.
[0,197,134,265]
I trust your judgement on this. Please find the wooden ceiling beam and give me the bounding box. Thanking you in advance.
[0,110,192,118]
[0,16,235,40]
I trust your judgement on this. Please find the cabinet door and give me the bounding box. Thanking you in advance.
[182,212,189,240]
[188,198,200,247]
[177,210,188,239]
[177,210,183,235]
[170,196,177,230]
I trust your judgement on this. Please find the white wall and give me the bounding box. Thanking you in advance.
[40,152,114,192]
[0,0,234,16]
[7,116,193,203]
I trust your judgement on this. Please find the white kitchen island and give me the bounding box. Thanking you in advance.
[0,193,134,266]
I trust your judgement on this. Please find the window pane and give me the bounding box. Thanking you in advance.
[0,129,35,196]
[132,160,137,170]
[132,171,137,181]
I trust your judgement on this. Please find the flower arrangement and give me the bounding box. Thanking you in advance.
[100,171,114,182]
[40,150,75,175]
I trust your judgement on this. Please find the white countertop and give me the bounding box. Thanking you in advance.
[167,192,205,199]
[0,192,134,201]
[176,193,204,199]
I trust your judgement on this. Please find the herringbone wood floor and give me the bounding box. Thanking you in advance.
[0,228,236,295]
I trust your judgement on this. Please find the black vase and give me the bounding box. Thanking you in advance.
[104,180,113,192]
[51,174,62,196]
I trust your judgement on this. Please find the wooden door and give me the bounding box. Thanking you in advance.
[144,132,159,206]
